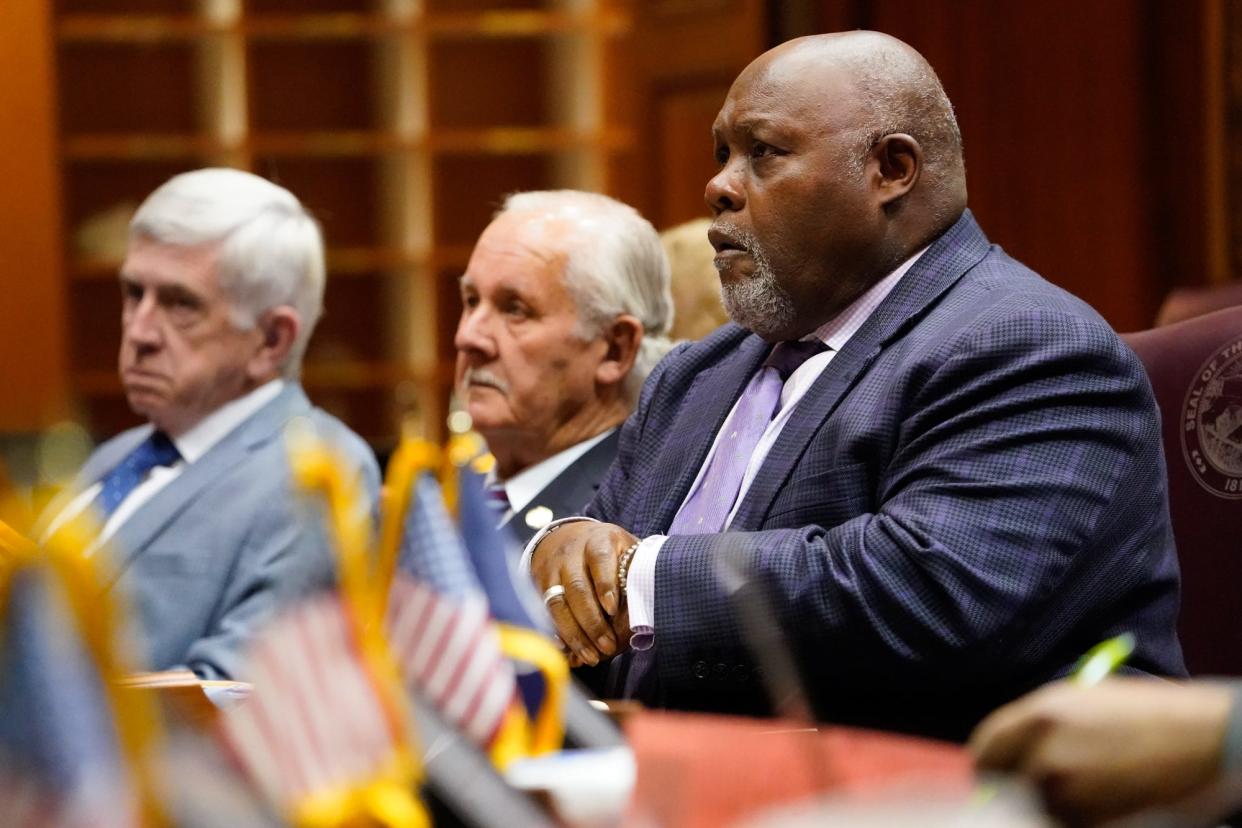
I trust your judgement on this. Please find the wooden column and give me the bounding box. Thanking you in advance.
[0,0,68,431]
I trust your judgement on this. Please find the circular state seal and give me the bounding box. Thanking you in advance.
[1181,336,1242,498]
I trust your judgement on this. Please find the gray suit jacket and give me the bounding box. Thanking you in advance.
[68,384,380,680]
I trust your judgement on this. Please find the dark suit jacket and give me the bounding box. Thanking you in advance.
[499,430,621,699]
[586,211,1185,740]
[503,430,621,547]
[58,384,381,680]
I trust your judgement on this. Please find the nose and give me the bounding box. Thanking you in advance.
[705,159,745,214]
[123,290,162,349]
[453,304,496,365]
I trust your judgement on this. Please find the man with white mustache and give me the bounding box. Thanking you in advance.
[524,31,1183,741]
[454,190,674,545]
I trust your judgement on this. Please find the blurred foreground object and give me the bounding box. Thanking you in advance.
[218,592,430,828]
[119,670,250,731]
[740,784,1049,828]
[970,677,1237,826]
[219,432,431,827]
[624,710,971,828]
[0,519,165,827]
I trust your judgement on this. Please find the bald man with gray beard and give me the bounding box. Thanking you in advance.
[524,31,1184,741]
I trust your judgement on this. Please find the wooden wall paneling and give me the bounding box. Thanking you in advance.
[198,0,247,169]
[377,0,438,440]
[1146,0,1221,290]
[655,82,739,224]
[1225,0,1242,281]
[813,0,1224,331]
[50,1,641,445]
[548,0,605,194]
[862,0,1160,332]
[0,0,69,432]
[619,0,767,229]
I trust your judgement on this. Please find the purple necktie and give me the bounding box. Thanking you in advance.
[485,482,510,513]
[609,340,827,700]
[668,339,828,534]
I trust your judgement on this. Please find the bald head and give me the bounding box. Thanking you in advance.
[754,32,965,210]
[706,32,968,340]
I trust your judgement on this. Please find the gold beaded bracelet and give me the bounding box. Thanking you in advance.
[617,541,641,597]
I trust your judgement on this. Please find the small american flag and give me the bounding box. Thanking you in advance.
[386,474,519,750]
[0,565,142,828]
[218,592,419,819]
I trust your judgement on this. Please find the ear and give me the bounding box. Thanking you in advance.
[870,133,922,207]
[247,306,300,381]
[594,314,643,390]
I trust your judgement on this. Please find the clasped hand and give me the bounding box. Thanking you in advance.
[531,522,636,667]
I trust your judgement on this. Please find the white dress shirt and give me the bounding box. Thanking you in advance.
[44,379,285,554]
[491,428,616,523]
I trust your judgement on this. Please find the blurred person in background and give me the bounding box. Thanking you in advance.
[661,216,728,341]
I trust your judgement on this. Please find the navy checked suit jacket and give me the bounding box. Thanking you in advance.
[585,211,1185,740]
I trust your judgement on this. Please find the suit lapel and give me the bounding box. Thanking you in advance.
[647,335,771,533]
[505,429,622,542]
[101,385,312,587]
[730,211,993,529]
[528,429,620,518]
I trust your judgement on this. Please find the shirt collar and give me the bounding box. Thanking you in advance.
[171,379,285,464]
[809,247,927,351]
[499,428,616,516]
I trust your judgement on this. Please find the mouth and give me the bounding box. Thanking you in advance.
[122,367,166,384]
[708,226,748,255]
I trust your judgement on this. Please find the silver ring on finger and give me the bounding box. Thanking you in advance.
[543,584,566,607]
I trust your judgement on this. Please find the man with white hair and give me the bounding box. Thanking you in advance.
[44,168,380,680]
[454,190,673,545]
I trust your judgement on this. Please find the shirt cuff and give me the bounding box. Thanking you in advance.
[519,515,599,576]
[625,535,665,650]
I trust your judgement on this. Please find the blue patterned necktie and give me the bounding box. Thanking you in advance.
[95,431,181,517]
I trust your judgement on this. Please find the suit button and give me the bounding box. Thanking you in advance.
[713,663,729,681]
[692,660,709,680]
[732,665,750,683]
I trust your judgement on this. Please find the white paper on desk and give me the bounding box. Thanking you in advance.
[505,746,636,827]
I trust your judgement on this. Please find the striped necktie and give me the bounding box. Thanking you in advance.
[485,482,510,519]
